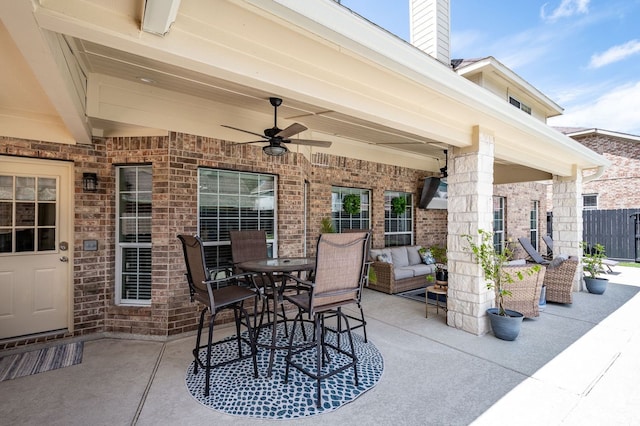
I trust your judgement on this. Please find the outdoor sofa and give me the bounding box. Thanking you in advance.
[368,245,436,294]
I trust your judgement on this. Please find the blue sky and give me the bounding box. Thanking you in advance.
[339,0,640,136]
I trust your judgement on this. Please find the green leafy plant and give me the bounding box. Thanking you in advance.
[429,244,447,272]
[390,196,407,215]
[320,217,335,233]
[342,194,361,215]
[463,229,540,316]
[581,242,606,279]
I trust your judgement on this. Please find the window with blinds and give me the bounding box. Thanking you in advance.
[116,165,152,305]
[198,169,277,270]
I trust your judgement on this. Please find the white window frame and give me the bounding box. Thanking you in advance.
[530,200,539,251]
[383,190,413,247]
[509,96,532,115]
[493,196,505,253]
[115,165,152,306]
[583,194,598,210]
[331,186,371,232]
[197,169,278,269]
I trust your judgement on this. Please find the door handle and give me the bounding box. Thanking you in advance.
[59,256,69,263]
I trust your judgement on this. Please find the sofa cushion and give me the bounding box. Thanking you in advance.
[407,246,423,265]
[393,267,415,280]
[390,246,410,267]
[377,253,393,263]
[406,264,436,276]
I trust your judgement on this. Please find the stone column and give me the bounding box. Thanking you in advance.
[446,126,495,335]
[552,168,583,291]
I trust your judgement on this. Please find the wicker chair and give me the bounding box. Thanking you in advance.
[543,256,579,304]
[500,264,546,318]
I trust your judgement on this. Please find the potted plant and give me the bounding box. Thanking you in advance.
[320,217,335,233]
[581,242,608,294]
[463,229,540,341]
[430,244,448,283]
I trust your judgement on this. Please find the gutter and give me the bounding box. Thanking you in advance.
[583,165,606,183]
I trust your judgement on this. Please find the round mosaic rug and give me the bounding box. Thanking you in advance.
[185,322,384,420]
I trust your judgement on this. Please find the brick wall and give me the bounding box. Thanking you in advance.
[494,182,548,260]
[573,134,640,210]
[2,132,529,347]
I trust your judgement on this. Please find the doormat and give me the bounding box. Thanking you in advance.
[0,341,83,382]
[185,323,384,420]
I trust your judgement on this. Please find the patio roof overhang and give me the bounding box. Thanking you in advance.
[0,0,610,181]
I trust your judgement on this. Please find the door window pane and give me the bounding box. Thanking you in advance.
[16,177,35,200]
[38,228,56,251]
[16,228,34,252]
[0,203,11,226]
[0,175,57,254]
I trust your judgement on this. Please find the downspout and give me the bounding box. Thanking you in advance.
[582,165,606,183]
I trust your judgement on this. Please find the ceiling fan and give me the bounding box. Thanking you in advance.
[222,97,332,156]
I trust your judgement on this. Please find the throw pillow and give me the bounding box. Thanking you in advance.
[549,254,568,269]
[422,250,436,265]
[377,253,393,264]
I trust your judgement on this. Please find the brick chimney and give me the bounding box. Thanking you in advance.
[409,0,451,66]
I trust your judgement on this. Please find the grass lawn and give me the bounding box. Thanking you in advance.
[619,262,640,268]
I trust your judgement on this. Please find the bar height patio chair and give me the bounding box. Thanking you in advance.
[178,234,258,396]
[282,232,369,408]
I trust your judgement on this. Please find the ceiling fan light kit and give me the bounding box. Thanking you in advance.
[222,97,331,156]
[262,144,288,156]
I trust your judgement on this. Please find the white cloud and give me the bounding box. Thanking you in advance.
[541,0,590,22]
[548,81,640,135]
[588,39,640,68]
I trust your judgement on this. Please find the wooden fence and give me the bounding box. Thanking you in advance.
[583,209,640,261]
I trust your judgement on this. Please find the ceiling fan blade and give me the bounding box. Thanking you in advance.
[221,125,268,140]
[287,139,332,148]
[233,140,268,145]
[276,123,307,139]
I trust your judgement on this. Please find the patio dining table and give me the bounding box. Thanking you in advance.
[237,257,315,377]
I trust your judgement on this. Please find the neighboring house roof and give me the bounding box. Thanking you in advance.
[0,0,608,180]
[452,56,563,119]
[556,127,640,142]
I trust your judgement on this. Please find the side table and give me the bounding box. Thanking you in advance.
[425,285,448,318]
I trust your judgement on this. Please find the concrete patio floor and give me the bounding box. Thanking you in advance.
[1,267,639,425]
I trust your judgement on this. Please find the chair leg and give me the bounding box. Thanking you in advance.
[240,304,259,379]
[284,310,303,384]
[315,313,323,408]
[358,302,368,343]
[204,312,216,397]
[193,307,207,375]
[234,306,244,360]
[339,310,359,387]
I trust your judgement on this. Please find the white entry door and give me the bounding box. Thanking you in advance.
[0,157,73,339]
